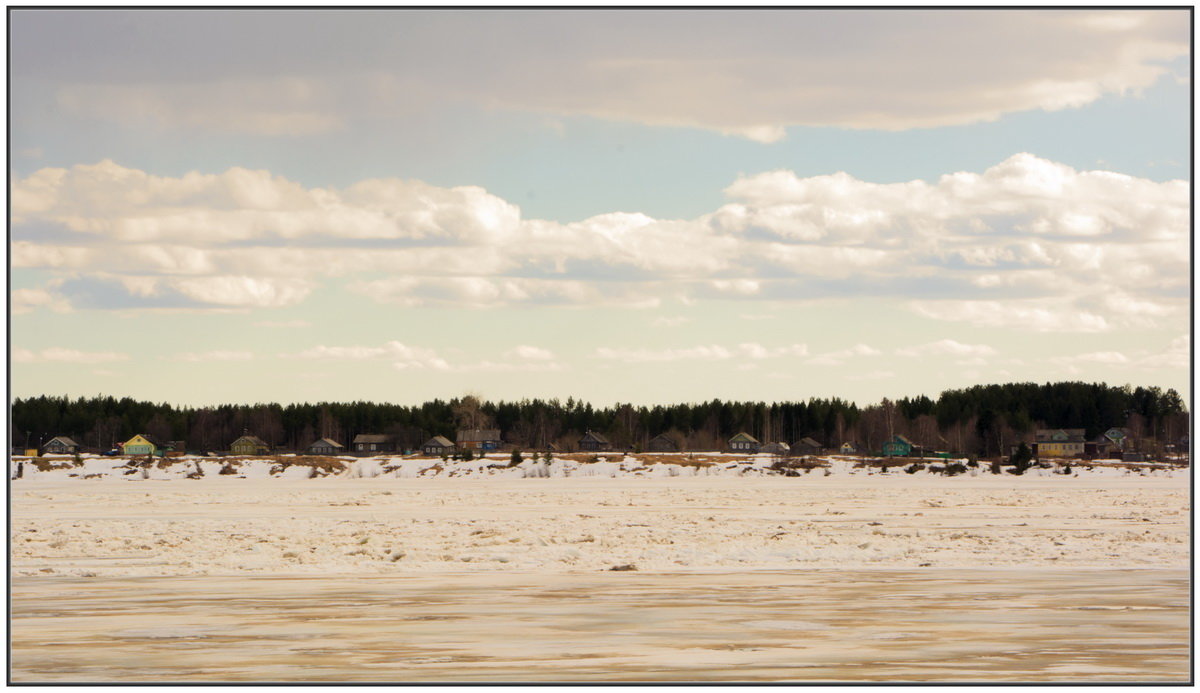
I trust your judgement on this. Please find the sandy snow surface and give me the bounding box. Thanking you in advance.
[11,465,1188,578]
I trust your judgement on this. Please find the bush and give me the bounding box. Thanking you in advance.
[989,460,1003,475]
[904,463,922,474]
[463,449,474,462]
[510,449,523,467]
[943,462,967,476]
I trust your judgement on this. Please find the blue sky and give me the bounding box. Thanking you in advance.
[9,9,1191,407]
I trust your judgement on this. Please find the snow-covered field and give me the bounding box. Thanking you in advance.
[10,457,1190,682]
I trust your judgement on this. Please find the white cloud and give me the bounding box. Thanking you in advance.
[594,342,807,363]
[507,345,556,361]
[896,340,998,358]
[652,316,692,328]
[170,350,254,362]
[1138,334,1189,369]
[807,344,881,366]
[909,299,1112,333]
[11,287,72,315]
[13,347,129,364]
[10,155,1187,334]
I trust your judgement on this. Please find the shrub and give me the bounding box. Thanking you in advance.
[510,449,523,467]
[904,463,922,474]
[463,449,474,462]
[943,462,967,476]
[989,460,1003,475]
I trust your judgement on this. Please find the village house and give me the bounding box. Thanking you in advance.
[646,433,679,453]
[42,436,80,455]
[120,434,161,456]
[1034,429,1086,458]
[728,432,760,453]
[456,429,501,452]
[306,438,344,455]
[761,441,790,456]
[422,435,456,456]
[353,434,395,454]
[794,437,823,455]
[578,430,612,452]
[839,442,857,454]
[881,434,916,457]
[230,434,271,456]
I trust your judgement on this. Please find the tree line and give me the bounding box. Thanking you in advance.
[10,381,1187,457]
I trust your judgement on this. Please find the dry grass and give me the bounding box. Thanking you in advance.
[29,459,73,472]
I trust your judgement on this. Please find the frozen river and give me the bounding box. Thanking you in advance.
[10,475,1190,682]
[11,569,1188,682]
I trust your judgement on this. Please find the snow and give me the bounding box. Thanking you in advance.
[10,468,1188,579]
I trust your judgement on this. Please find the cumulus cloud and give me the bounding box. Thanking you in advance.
[13,347,129,363]
[10,155,1187,336]
[24,10,1188,139]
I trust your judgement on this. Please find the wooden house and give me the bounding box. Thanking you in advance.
[839,442,857,454]
[1034,429,1086,458]
[646,433,679,453]
[42,436,80,455]
[761,441,790,456]
[728,432,759,453]
[456,429,501,452]
[794,437,823,454]
[353,434,395,454]
[579,430,612,452]
[306,438,344,455]
[230,434,270,456]
[120,434,160,456]
[422,435,456,456]
[881,435,915,457]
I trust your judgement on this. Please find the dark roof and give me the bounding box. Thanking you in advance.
[729,432,759,444]
[580,431,610,444]
[423,436,454,447]
[308,438,343,449]
[1035,428,1087,442]
[797,437,821,448]
[889,435,915,445]
[353,434,392,444]
[47,436,79,447]
[132,433,162,446]
[457,429,501,443]
[761,442,790,453]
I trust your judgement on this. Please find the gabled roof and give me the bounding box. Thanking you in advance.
[308,437,344,449]
[124,433,161,447]
[580,430,610,444]
[761,442,790,453]
[797,437,822,448]
[46,436,79,447]
[457,429,501,443]
[424,435,454,447]
[353,434,392,444]
[649,433,675,442]
[889,435,915,445]
[729,432,759,444]
[232,435,269,447]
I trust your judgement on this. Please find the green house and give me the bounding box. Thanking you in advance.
[728,432,760,453]
[881,435,915,457]
[230,434,271,456]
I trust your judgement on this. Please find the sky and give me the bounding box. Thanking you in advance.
[8,8,1192,408]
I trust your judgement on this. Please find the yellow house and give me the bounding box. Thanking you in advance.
[1034,428,1085,458]
[121,434,159,456]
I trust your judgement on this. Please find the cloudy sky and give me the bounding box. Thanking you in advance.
[9,9,1191,407]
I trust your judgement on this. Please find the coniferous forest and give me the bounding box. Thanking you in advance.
[10,381,1188,458]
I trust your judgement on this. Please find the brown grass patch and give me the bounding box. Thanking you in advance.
[30,459,74,472]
